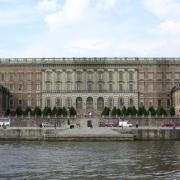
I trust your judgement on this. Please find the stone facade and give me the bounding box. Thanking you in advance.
[0,85,10,115]
[0,57,180,115]
[171,83,180,115]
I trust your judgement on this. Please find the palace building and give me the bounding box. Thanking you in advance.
[0,58,180,115]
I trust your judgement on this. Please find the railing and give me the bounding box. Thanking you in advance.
[43,90,138,93]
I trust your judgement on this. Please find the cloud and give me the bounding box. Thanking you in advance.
[36,0,59,12]
[143,0,180,19]
[96,0,118,11]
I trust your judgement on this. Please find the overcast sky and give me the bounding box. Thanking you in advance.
[0,0,180,58]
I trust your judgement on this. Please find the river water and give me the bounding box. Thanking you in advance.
[0,141,180,180]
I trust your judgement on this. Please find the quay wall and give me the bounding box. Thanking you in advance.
[0,128,180,141]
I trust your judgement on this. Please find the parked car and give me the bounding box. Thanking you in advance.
[0,118,11,128]
[118,121,133,127]
[161,122,175,127]
[99,121,118,127]
[40,122,54,128]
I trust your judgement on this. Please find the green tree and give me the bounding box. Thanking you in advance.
[56,107,62,117]
[111,107,117,117]
[16,106,23,116]
[69,106,76,116]
[101,107,110,116]
[43,107,52,116]
[34,106,42,116]
[156,106,167,116]
[126,107,132,115]
[121,106,127,116]
[131,106,137,116]
[148,106,156,116]
[116,108,122,116]
[23,106,32,116]
[138,106,148,116]
[52,107,57,116]
[5,109,11,116]
[62,107,67,117]
[169,106,175,116]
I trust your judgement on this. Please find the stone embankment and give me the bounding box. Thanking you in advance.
[0,127,180,141]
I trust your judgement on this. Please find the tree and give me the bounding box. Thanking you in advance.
[148,106,156,116]
[56,107,62,117]
[34,106,42,116]
[131,106,137,116]
[138,106,148,116]
[5,109,11,116]
[52,107,57,116]
[169,106,175,116]
[116,108,122,116]
[121,106,127,116]
[23,106,32,116]
[101,107,110,116]
[43,107,52,116]
[62,107,67,117]
[16,106,23,116]
[156,106,167,116]
[69,106,76,116]
[111,107,117,117]
[126,107,132,115]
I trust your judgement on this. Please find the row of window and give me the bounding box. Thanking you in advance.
[46,71,134,82]
[9,83,41,91]
[139,72,180,80]
[45,83,134,91]
[0,72,41,81]
[45,97,134,110]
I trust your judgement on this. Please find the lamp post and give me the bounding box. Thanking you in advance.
[67,108,70,125]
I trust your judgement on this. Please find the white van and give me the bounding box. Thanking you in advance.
[119,121,133,127]
[0,118,11,128]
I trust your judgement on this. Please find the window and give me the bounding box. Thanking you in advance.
[36,73,41,81]
[108,97,114,109]
[46,71,51,81]
[9,73,14,81]
[56,98,61,108]
[18,99,22,106]
[28,83,32,91]
[129,84,133,91]
[56,72,61,81]
[109,71,113,81]
[46,83,51,91]
[67,83,71,91]
[119,71,123,81]
[56,83,61,91]
[28,72,32,81]
[97,97,104,110]
[148,99,153,108]
[139,73,144,80]
[66,97,72,107]
[0,73,4,81]
[166,73,171,80]
[36,94,41,107]
[139,83,144,91]
[98,72,103,81]
[88,72,92,81]
[157,84,162,91]
[118,98,124,108]
[129,98,133,107]
[46,98,51,108]
[147,84,153,92]
[158,99,161,106]
[76,82,81,91]
[175,73,179,80]
[98,83,103,92]
[9,83,14,91]
[76,71,82,81]
[27,97,31,107]
[109,84,113,92]
[148,73,153,80]
[18,84,23,91]
[36,83,40,91]
[119,84,123,91]
[10,99,14,108]
[67,73,71,81]
[87,83,92,91]
[157,73,162,80]
[18,72,24,81]
[129,72,133,81]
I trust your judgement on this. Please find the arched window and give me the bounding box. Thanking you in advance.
[66,97,72,108]
[97,97,104,110]
[46,98,51,108]
[108,97,114,109]
[118,97,124,108]
[76,97,83,110]
[86,97,93,109]
[56,98,62,108]
[129,98,134,107]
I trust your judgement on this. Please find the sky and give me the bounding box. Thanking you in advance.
[0,0,180,58]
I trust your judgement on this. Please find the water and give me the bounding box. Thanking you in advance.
[0,141,180,180]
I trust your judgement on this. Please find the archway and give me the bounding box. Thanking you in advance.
[86,97,93,109]
[76,97,83,110]
[97,97,104,110]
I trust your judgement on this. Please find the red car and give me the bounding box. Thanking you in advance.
[161,122,175,127]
